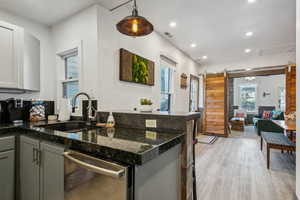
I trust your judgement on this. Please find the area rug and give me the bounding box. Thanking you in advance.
[196,134,218,144]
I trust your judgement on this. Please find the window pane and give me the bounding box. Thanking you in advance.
[63,81,79,102]
[279,87,285,111]
[160,67,171,93]
[160,61,173,112]
[160,94,170,112]
[190,78,199,112]
[240,86,256,112]
[65,55,78,79]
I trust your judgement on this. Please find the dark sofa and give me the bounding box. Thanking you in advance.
[253,106,284,136]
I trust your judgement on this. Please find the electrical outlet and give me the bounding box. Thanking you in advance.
[146,131,157,140]
[145,120,157,128]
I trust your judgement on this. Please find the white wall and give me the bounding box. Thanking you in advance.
[51,5,201,112]
[233,75,285,112]
[0,9,56,100]
[296,0,300,198]
[200,53,296,73]
[97,6,200,112]
[51,5,99,102]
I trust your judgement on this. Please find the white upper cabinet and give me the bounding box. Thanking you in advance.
[23,31,40,91]
[0,21,20,89]
[0,21,40,91]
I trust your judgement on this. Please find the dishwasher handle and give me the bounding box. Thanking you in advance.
[63,151,125,179]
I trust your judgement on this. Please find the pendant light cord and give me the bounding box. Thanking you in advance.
[132,0,138,16]
[109,0,133,11]
[109,0,138,14]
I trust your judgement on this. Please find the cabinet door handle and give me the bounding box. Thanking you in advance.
[37,150,42,166]
[33,148,38,164]
[33,148,36,163]
[0,156,8,160]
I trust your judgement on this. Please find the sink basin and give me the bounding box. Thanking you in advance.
[36,121,100,132]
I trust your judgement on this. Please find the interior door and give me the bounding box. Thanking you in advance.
[204,73,228,136]
[285,65,296,114]
[189,75,200,112]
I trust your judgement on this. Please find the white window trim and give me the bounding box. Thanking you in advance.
[56,41,83,114]
[238,84,258,113]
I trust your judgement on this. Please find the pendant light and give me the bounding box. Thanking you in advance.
[116,0,154,37]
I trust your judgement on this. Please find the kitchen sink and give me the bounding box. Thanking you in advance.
[35,121,100,132]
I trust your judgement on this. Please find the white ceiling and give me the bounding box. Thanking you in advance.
[0,0,296,65]
[0,0,97,25]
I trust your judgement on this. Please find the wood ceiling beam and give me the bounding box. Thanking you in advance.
[227,66,287,78]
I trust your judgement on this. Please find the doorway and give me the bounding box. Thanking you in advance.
[227,66,290,136]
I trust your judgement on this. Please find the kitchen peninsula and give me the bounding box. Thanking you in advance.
[98,110,201,200]
[0,110,200,200]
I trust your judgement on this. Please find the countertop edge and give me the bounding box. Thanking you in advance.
[0,125,184,166]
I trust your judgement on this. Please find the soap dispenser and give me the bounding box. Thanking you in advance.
[106,112,115,128]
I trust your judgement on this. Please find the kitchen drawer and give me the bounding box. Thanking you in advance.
[0,136,15,152]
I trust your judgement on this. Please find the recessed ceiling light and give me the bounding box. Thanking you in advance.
[248,0,256,3]
[190,43,197,48]
[169,22,177,28]
[245,31,253,37]
[246,68,252,71]
[202,56,208,59]
[245,48,252,53]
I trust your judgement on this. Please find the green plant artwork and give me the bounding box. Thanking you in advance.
[132,55,149,84]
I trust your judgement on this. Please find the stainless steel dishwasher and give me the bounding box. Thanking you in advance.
[64,151,129,200]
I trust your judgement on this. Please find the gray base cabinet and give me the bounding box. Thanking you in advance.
[0,150,15,200]
[0,136,15,200]
[40,142,64,200]
[20,136,64,200]
[134,144,181,200]
[20,136,40,200]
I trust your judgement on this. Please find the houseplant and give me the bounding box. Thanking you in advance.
[140,98,153,112]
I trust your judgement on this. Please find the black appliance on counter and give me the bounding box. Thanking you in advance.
[0,99,31,123]
[0,101,8,123]
[0,99,55,123]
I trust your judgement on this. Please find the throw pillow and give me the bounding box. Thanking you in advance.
[262,111,273,120]
[236,112,246,118]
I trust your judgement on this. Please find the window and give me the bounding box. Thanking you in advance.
[240,85,257,112]
[199,75,204,108]
[61,51,79,104]
[278,87,285,111]
[160,57,175,112]
[190,75,200,112]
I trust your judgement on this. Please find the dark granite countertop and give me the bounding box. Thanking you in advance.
[99,110,201,120]
[0,121,184,165]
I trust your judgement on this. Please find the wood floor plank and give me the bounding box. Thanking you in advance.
[195,126,296,200]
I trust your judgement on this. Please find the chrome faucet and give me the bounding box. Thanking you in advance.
[72,92,96,124]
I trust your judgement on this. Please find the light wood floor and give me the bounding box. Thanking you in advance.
[195,126,297,200]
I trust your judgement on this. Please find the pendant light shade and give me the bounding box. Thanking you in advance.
[116,0,153,37]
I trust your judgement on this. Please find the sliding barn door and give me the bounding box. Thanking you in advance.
[286,65,296,114]
[204,73,228,137]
